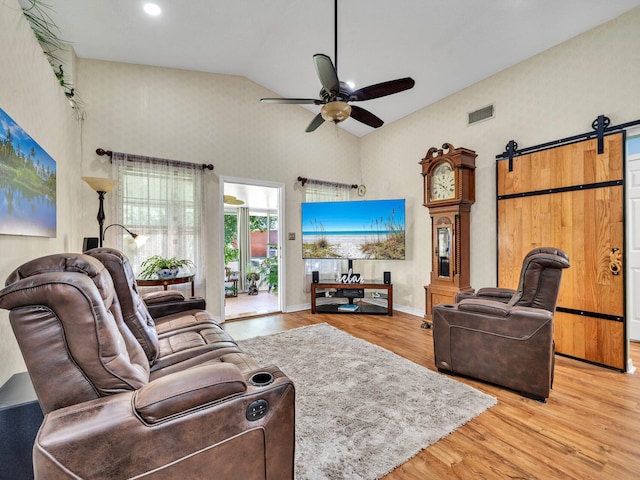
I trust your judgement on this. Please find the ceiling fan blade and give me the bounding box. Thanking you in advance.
[313,54,340,94]
[305,113,326,132]
[349,77,415,102]
[260,98,321,105]
[350,105,384,128]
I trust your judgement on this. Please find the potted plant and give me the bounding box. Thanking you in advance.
[224,243,239,280]
[139,255,194,280]
[258,255,278,293]
[224,243,238,265]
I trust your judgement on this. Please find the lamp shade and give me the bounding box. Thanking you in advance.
[224,195,245,205]
[320,101,352,123]
[82,177,118,192]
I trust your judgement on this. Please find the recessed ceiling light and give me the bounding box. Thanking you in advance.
[144,3,162,16]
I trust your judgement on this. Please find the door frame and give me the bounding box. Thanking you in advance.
[219,176,285,320]
[627,126,640,351]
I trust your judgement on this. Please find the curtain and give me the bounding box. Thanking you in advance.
[109,152,205,295]
[237,206,250,291]
[303,181,353,292]
[303,181,353,202]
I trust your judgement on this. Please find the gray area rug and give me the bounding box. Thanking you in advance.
[237,323,497,480]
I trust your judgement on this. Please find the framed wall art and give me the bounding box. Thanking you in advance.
[0,108,56,237]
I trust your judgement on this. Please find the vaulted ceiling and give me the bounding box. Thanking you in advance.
[29,0,640,136]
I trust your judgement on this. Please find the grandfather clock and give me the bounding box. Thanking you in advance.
[419,143,476,325]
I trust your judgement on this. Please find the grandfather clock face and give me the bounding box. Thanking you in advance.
[430,162,455,201]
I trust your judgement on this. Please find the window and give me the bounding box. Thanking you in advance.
[109,153,204,292]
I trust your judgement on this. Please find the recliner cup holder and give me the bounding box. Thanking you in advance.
[249,372,274,387]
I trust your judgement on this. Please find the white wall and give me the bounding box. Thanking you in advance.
[359,7,640,315]
[76,60,361,316]
[0,0,82,384]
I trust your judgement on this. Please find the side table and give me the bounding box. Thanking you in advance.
[137,274,195,297]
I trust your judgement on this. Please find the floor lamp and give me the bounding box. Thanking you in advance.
[82,177,118,247]
[102,223,149,248]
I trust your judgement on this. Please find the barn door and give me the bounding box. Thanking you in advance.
[497,133,626,370]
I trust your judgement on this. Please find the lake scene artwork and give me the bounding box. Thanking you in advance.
[0,108,56,237]
[301,198,405,260]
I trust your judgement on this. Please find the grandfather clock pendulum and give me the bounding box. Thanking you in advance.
[419,143,476,327]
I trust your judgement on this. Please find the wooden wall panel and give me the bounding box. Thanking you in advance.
[497,135,624,195]
[498,188,624,316]
[554,312,625,369]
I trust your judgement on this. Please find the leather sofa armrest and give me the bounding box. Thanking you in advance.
[141,289,207,318]
[454,291,476,302]
[134,363,246,424]
[475,287,516,301]
[142,289,185,304]
[458,298,511,317]
[434,301,553,339]
[455,288,515,304]
[145,297,207,318]
[34,369,295,479]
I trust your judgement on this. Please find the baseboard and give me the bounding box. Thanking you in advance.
[627,358,636,374]
[392,304,424,318]
[283,303,311,313]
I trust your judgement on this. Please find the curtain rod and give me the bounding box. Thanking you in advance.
[297,176,358,189]
[96,148,214,171]
[495,115,640,165]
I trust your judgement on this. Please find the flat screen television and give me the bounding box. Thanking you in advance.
[301,198,405,260]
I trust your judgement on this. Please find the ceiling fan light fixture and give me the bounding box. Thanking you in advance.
[321,101,352,124]
[223,194,245,205]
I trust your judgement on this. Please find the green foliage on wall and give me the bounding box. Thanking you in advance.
[21,0,85,119]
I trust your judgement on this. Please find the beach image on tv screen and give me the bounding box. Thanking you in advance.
[301,199,405,260]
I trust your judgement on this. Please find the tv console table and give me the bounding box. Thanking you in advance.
[311,282,393,316]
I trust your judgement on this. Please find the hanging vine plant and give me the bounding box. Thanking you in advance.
[21,0,86,119]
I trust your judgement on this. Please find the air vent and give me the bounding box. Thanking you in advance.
[468,104,494,125]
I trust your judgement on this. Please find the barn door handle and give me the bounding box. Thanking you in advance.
[609,248,622,276]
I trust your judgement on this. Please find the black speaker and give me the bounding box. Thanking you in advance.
[312,271,319,283]
[383,271,391,284]
[82,237,99,252]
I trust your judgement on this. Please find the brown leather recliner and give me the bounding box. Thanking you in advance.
[432,247,569,401]
[0,253,294,479]
[85,248,251,374]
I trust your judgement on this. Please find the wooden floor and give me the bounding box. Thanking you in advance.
[224,291,280,320]
[224,310,640,480]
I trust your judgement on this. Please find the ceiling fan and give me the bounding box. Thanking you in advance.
[260,0,415,133]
